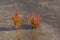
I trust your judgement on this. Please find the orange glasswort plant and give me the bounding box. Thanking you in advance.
[12,10,40,29]
[34,15,40,29]
[30,13,40,29]
[29,13,36,26]
[12,10,20,30]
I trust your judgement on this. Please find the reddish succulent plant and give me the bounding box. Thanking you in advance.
[30,13,40,29]
[12,10,20,30]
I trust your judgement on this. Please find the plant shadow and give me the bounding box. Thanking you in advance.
[0,24,34,31]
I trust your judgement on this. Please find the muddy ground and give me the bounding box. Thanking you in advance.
[0,0,60,40]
